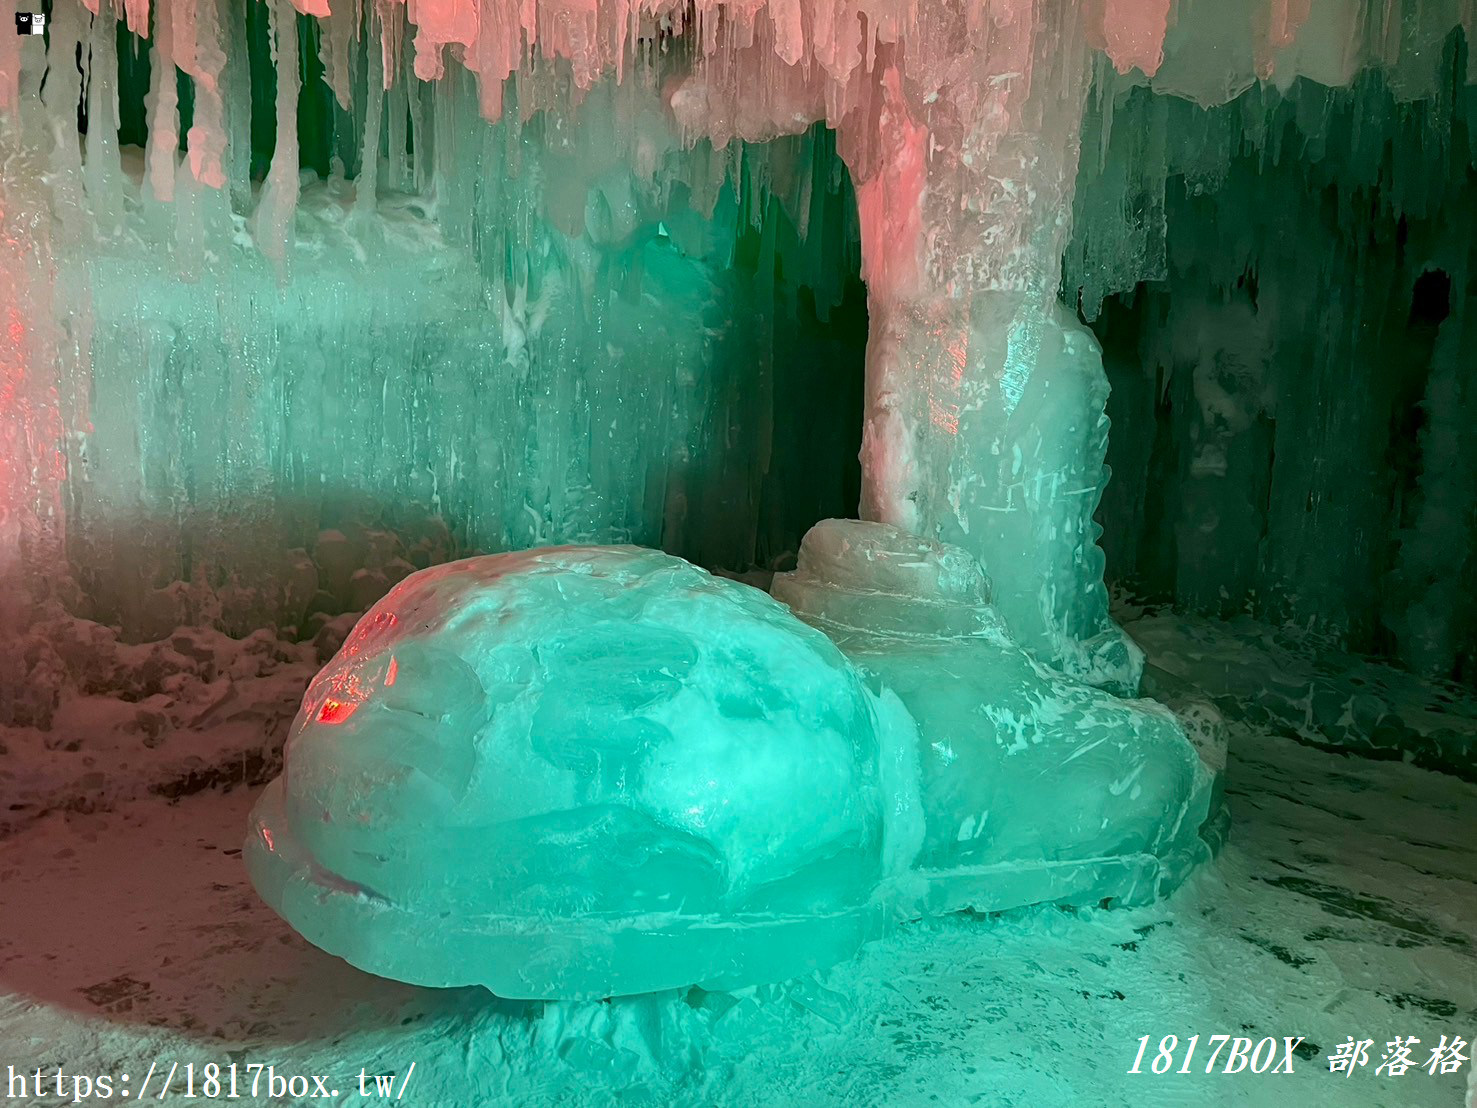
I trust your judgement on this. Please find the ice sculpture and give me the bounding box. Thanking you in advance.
[4,0,1473,652]
[0,0,1462,1003]
[246,546,920,999]
[773,520,1224,915]
[249,538,1222,997]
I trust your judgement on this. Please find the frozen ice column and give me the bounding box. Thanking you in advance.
[844,3,1140,693]
[0,29,68,615]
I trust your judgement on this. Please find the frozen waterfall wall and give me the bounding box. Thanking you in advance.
[0,12,869,638]
[1,0,1474,683]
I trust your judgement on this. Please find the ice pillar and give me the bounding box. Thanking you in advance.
[841,2,1141,692]
[0,29,67,618]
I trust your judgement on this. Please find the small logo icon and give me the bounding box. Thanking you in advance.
[15,11,46,35]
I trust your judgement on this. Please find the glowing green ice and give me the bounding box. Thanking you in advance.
[248,533,1223,999]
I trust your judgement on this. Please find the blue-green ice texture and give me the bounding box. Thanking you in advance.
[774,520,1225,917]
[248,532,1223,999]
[247,546,916,999]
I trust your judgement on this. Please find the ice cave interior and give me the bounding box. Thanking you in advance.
[0,1,1475,1105]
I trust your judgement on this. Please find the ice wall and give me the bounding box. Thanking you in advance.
[1072,36,1477,683]
[2,0,1473,662]
[3,15,870,638]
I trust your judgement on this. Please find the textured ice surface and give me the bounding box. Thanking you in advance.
[862,293,1143,692]
[5,1,1474,627]
[247,545,914,999]
[1074,67,1477,686]
[1127,609,1477,782]
[774,520,1224,916]
[23,73,866,638]
[251,535,1223,999]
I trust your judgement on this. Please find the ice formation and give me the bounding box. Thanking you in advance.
[248,538,1221,997]
[773,520,1223,914]
[1078,64,1477,685]
[248,545,915,998]
[3,0,1471,663]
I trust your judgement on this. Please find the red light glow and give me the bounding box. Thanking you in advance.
[317,698,361,724]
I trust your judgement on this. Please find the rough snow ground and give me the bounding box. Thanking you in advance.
[1122,608,1477,781]
[0,714,1473,1106]
[0,615,317,838]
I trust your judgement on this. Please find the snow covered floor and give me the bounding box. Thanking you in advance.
[2,660,1475,1106]
[1123,609,1477,782]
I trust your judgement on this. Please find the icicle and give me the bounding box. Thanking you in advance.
[354,9,386,219]
[380,0,403,83]
[768,0,804,67]
[407,65,430,191]
[222,0,253,210]
[386,64,409,191]
[181,0,230,188]
[322,0,361,111]
[431,59,454,179]
[41,0,87,234]
[84,5,125,235]
[1095,0,1173,77]
[144,0,180,204]
[171,0,197,75]
[251,0,302,275]
[19,0,1447,146]
[0,22,66,591]
[124,0,150,42]
[0,0,20,115]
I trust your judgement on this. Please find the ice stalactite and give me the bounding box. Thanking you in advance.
[0,0,20,115]
[182,0,231,190]
[352,3,386,221]
[1090,0,1175,77]
[85,9,127,234]
[144,0,180,202]
[321,0,356,112]
[250,0,301,272]
[41,0,87,229]
[0,31,67,617]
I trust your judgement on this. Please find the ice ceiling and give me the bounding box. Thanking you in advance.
[1,0,1475,680]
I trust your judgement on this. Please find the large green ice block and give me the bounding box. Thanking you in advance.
[246,546,919,999]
